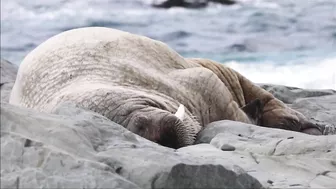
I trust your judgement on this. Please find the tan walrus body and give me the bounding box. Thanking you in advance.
[9,27,321,148]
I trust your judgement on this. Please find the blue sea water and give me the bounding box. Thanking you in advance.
[1,0,336,89]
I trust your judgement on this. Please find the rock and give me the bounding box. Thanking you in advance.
[1,102,262,189]
[211,0,236,5]
[259,84,336,104]
[153,163,261,189]
[152,0,235,9]
[290,95,336,130]
[194,120,336,188]
[1,59,18,102]
[2,57,336,188]
[220,144,236,151]
[152,0,208,9]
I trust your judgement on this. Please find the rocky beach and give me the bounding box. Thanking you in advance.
[1,1,336,188]
[1,57,335,188]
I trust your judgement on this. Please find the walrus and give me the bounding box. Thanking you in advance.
[9,27,322,148]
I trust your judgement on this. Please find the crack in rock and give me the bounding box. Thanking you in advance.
[317,170,331,176]
[270,139,284,155]
[249,152,260,164]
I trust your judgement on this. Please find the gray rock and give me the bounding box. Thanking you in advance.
[259,84,336,104]
[290,95,336,133]
[152,0,235,9]
[1,102,262,189]
[194,120,336,188]
[2,57,336,188]
[153,163,260,189]
[221,144,236,151]
[1,59,18,102]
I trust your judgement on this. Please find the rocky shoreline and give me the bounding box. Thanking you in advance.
[1,58,336,188]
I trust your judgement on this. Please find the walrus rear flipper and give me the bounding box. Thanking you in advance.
[241,99,263,125]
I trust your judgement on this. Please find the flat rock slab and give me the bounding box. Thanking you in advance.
[290,95,336,128]
[195,120,336,188]
[1,102,262,189]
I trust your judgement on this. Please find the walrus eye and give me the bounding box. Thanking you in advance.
[174,104,185,121]
[286,118,297,125]
[280,117,301,131]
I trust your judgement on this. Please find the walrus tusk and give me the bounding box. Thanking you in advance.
[174,104,185,121]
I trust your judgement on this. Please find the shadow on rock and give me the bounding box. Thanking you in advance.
[153,163,262,189]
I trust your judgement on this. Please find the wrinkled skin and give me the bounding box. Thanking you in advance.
[10,27,322,149]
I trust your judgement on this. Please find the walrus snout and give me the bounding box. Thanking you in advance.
[126,106,189,149]
[156,114,183,149]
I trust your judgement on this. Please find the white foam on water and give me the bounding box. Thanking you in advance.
[224,58,336,90]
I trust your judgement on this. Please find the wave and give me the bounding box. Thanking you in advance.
[224,58,336,90]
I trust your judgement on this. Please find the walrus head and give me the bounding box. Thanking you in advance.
[127,104,200,149]
[260,99,322,135]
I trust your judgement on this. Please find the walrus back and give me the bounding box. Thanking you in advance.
[9,27,194,111]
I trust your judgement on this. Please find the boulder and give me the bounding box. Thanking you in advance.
[259,84,336,104]
[1,59,18,102]
[195,120,336,188]
[1,102,262,189]
[152,0,236,9]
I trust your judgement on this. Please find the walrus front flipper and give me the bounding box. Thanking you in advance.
[241,99,263,125]
[300,119,323,135]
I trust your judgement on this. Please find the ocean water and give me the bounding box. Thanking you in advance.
[1,0,336,89]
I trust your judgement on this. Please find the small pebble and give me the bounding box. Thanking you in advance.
[267,180,273,184]
[115,166,123,174]
[221,144,236,151]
